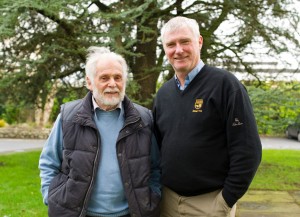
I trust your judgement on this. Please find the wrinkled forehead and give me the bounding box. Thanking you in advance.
[95,57,123,75]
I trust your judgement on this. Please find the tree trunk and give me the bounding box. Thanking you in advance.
[132,14,160,108]
[35,81,58,127]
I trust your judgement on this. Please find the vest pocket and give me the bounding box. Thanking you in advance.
[48,173,68,199]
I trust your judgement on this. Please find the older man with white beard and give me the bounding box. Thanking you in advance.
[39,47,161,217]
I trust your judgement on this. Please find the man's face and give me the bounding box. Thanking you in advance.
[86,58,125,110]
[163,27,203,75]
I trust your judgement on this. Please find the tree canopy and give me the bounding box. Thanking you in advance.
[0,0,299,115]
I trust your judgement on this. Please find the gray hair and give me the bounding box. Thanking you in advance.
[161,16,200,43]
[85,46,128,82]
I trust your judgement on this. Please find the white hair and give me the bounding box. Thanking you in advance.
[161,16,200,43]
[85,46,128,82]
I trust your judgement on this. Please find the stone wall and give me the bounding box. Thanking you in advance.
[0,127,51,139]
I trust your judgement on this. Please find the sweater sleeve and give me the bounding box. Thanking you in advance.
[149,134,161,196]
[222,85,262,207]
[38,114,63,205]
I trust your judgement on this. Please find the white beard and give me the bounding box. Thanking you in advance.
[93,86,125,109]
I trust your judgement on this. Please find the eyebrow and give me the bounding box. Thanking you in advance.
[165,37,192,44]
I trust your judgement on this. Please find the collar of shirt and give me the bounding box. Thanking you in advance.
[175,60,205,90]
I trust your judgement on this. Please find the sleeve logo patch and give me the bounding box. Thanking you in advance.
[232,118,243,126]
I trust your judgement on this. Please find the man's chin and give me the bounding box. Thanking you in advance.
[174,64,189,71]
[103,97,122,106]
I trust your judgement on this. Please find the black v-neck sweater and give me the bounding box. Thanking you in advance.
[153,65,262,207]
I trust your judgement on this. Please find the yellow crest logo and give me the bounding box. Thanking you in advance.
[193,99,203,112]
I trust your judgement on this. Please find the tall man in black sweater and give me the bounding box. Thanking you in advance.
[153,16,262,217]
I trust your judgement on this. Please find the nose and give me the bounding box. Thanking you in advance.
[175,44,183,53]
[108,77,117,87]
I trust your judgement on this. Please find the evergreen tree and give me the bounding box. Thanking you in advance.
[0,0,299,117]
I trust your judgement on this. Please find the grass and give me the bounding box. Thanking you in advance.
[249,149,300,190]
[0,149,299,216]
[0,151,47,217]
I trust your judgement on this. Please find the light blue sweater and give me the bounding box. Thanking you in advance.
[87,107,128,216]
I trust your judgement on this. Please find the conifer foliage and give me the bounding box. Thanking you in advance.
[0,0,299,113]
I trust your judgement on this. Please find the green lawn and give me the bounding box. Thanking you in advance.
[0,149,299,216]
[0,151,47,217]
[249,149,300,190]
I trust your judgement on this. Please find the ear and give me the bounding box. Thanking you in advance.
[198,35,203,50]
[86,76,93,91]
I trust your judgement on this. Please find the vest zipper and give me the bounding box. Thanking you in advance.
[79,130,101,216]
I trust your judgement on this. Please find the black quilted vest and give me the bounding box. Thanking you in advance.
[47,92,160,217]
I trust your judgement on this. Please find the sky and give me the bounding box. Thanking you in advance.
[215,0,300,81]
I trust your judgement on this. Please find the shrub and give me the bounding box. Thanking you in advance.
[0,119,6,127]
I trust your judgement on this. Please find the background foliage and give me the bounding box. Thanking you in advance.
[247,81,300,135]
[0,0,300,134]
